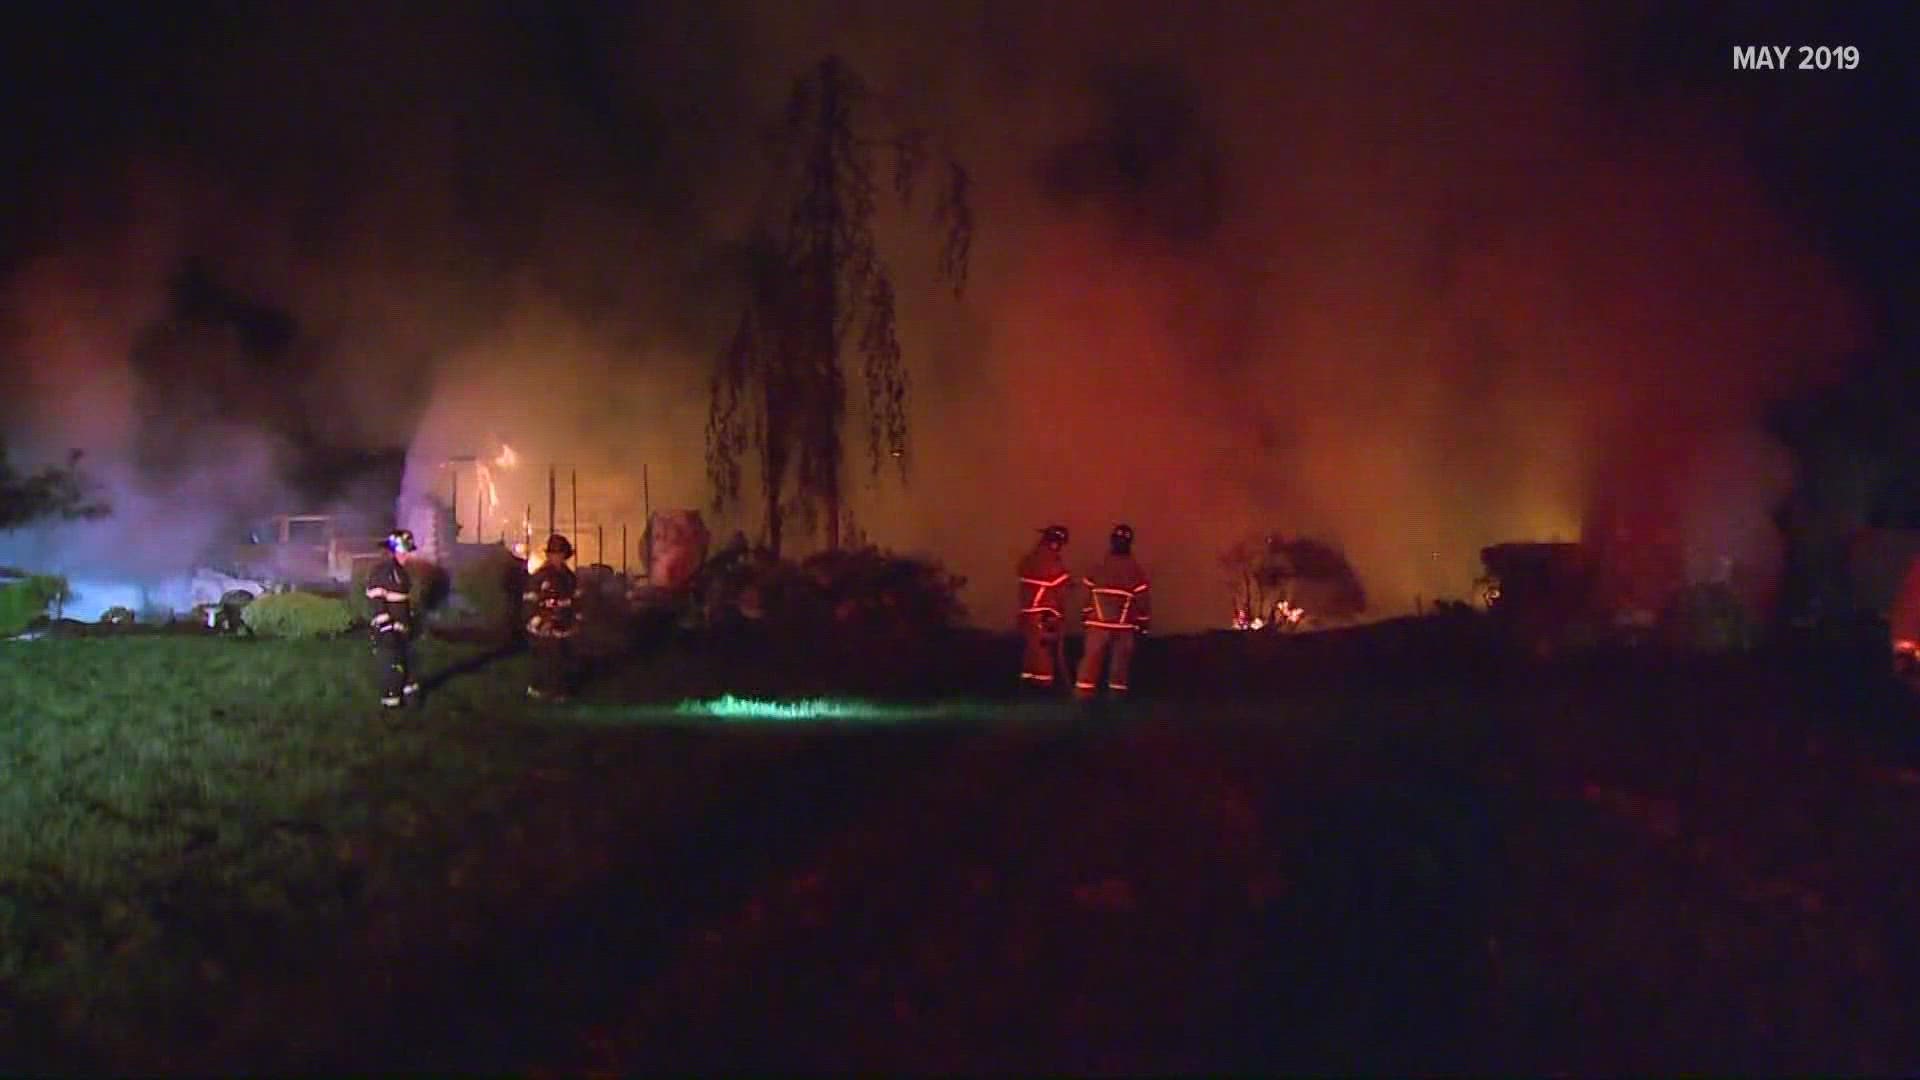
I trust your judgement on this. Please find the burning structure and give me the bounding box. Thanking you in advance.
[415,441,657,573]
[0,4,1888,636]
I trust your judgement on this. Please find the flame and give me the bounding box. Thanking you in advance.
[1231,598,1308,631]
[465,442,515,538]
[475,463,501,518]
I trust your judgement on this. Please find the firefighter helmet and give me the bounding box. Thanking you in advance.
[544,533,574,558]
[385,528,417,554]
[1110,523,1135,553]
[1040,524,1069,547]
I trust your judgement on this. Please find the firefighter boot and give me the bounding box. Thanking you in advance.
[1075,627,1114,701]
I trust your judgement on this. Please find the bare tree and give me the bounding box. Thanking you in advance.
[707,55,972,556]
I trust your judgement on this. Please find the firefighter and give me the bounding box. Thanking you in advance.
[1018,525,1073,689]
[525,533,582,701]
[1075,523,1151,699]
[366,528,421,709]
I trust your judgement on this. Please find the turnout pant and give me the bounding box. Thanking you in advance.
[373,629,415,705]
[1020,611,1063,687]
[1075,626,1137,697]
[530,634,575,697]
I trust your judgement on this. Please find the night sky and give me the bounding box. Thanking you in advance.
[1,0,1915,629]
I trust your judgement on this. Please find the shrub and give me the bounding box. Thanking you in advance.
[243,591,354,638]
[687,541,785,628]
[800,547,969,636]
[0,574,69,637]
[411,560,451,614]
[448,546,519,628]
[1659,582,1758,654]
[686,544,967,639]
[344,560,374,625]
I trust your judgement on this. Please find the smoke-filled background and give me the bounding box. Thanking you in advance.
[1,1,1912,629]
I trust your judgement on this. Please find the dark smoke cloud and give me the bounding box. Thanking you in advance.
[0,0,1872,629]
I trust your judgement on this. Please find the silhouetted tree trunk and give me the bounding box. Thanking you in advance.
[706,54,972,556]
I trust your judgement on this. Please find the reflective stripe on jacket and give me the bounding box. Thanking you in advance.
[1082,553,1150,631]
[366,558,413,635]
[1018,545,1071,617]
[525,564,581,639]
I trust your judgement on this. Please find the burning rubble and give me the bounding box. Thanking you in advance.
[1222,533,1366,632]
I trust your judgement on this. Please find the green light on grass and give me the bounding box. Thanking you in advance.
[674,695,946,723]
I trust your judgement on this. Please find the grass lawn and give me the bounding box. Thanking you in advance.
[3,627,1920,1072]
[0,630,1053,1071]
[0,635,531,1059]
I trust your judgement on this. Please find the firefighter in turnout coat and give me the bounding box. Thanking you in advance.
[1075,523,1151,699]
[1018,525,1073,688]
[525,533,582,701]
[366,529,421,709]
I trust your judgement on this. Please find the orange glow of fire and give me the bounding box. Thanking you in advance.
[471,443,517,537]
[1232,598,1308,631]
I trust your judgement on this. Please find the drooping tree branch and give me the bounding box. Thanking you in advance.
[704,54,974,555]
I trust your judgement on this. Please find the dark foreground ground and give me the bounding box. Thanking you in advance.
[15,619,1920,1074]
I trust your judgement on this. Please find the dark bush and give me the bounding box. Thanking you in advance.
[686,543,967,640]
[344,560,372,626]
[448,546,519,628]
[687,541,785,628]
[412,560,451,614]
[801,546,969,637]
[1660,582,1758,654]
[575,564,629,623]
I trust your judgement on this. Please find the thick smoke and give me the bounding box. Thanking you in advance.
[0,1,1866,629]
[0,4,744,590]
[708,1,1862,628]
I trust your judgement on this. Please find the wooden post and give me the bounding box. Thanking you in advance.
[547,466,556,539]
[571,469,579,545]
[450,468,459,541]
[621,523,628,575]
[596,524,604,567]
[642,463,652,579]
